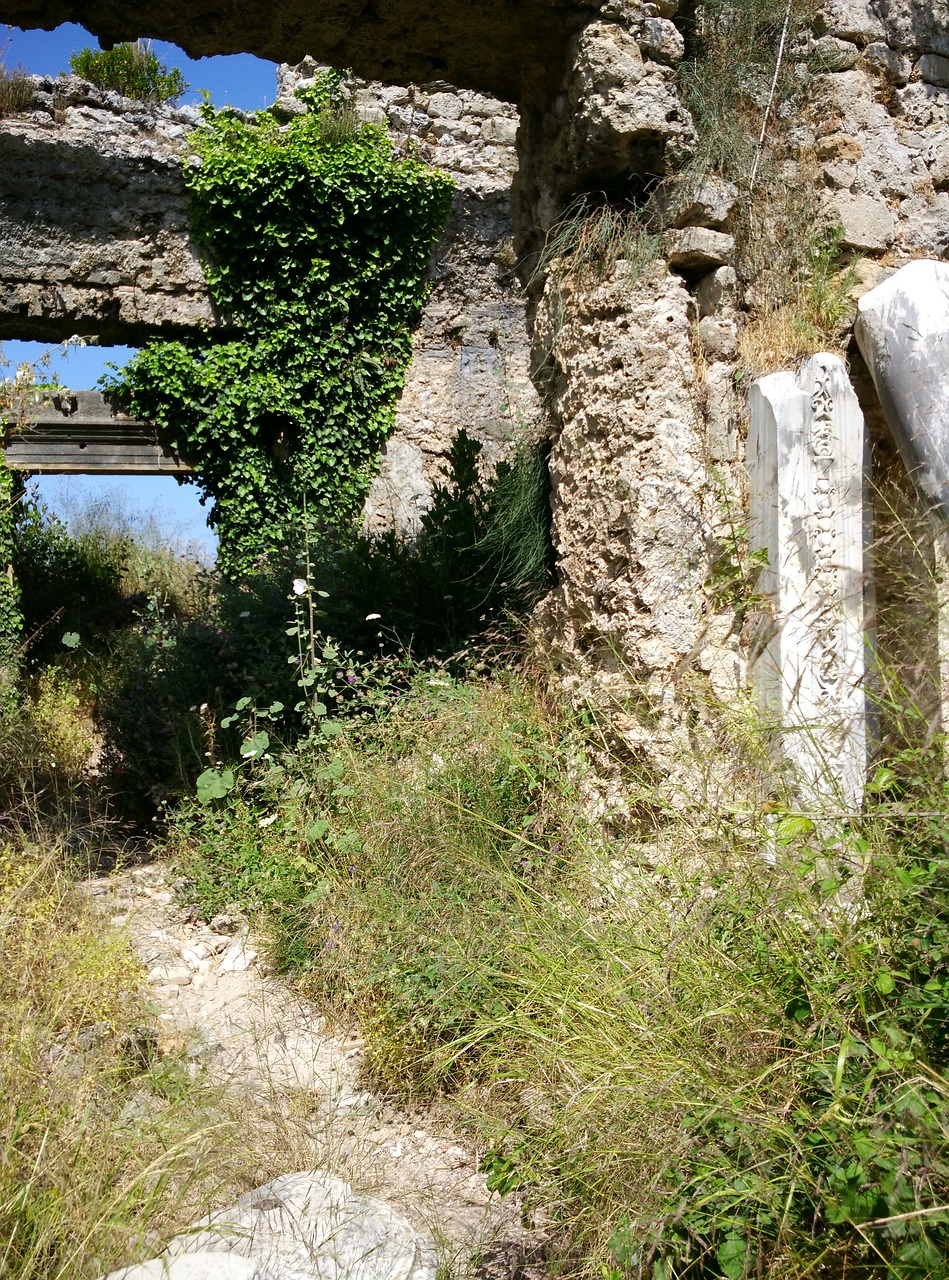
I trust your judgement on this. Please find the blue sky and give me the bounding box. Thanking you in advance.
[3,23,281,556]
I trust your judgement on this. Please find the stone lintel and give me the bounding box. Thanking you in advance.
[3,389,191,474]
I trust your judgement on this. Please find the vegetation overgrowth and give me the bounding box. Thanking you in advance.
[0,61,33,116]
[0,20,945,1280]
[4,449,949,1278]
[171,659,949,1279]
[107,71,454,576]
[673,0,859,371]
[0,827,367,1279]
[4,383,949,1278]
[67,41,187,104]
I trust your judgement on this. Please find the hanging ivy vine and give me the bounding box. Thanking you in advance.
[107,74,454,576]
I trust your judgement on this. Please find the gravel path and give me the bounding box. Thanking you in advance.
[84,859,546,1279]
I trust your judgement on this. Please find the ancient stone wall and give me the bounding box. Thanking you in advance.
[0,67,538,532]
[0,77,214,343]
[519,0,949,792]
[3,0,949,797]
[807,0,949,258]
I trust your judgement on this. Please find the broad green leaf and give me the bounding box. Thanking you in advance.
[196,767,236,804]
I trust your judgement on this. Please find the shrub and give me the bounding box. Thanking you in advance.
[13,496,128,665]
[68,41,187,104]
[308,429,552,659]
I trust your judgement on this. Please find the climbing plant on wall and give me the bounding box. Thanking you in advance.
[0,459,23,687]
[108,74,454,576]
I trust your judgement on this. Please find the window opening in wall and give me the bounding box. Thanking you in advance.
[2,339,216,561]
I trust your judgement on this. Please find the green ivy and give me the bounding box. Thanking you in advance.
[0,459,23,687]
[107,77,454,577]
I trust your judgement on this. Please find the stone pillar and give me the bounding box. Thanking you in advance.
[855,260,949,741]
[747,354,867,807]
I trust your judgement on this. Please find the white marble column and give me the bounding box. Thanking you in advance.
[747,354,867,808]
[856,260,949,738]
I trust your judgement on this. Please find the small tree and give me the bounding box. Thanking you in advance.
[68,40,187,104]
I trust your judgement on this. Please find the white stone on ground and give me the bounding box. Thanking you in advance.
[100,1171,437,1280]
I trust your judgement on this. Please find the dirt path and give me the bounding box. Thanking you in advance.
[85,858,545,1279]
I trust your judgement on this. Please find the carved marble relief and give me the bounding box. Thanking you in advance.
[748,354,868,807]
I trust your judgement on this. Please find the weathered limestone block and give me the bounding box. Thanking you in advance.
[812,64,949,256]
[817,0,949,56]
[748,355,867,807]
[831,191,895,253]
[637,16,685,64]
[651,176,738,231]
[862,42,910,85]
[665,227,734,272]
[100,1170,437,1280]
[534,261,743,793]
[919,54,949,88]
[0,77,217,342]
[854,259,949,515]
[514,17,695,234]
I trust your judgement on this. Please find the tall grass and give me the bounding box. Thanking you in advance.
[171,665,949,1278]
[0,64,33,116]
[0,842,215,1279]
[532,198,660,291]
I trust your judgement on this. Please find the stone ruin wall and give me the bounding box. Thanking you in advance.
[0,65,539,534]
[2,0,949,801]
[513,0,949,803]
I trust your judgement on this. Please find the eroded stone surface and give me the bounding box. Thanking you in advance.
[0,0,595,102]
[0,77,216,343]
[533,261,743,800]
[157,1171,436,1279]
[812,62,949,257]
[514,15,695,235]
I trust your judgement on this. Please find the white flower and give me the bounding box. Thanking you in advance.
[365,612,381,621]
[292,578,308,596]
